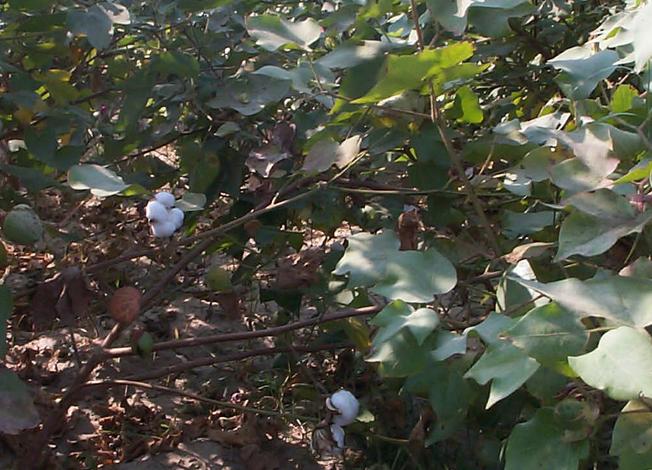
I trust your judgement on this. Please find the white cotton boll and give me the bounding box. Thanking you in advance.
[146,200,169,223]
[330,424,345,450]
[327,389,360,427]
[151,220,176,238]
[169,207,184,230]
[154,191,176,209]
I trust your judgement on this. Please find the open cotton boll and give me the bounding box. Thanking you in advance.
[145,200,169,223]
[327,389,359,427]
[151,220,176,238]
[154,191,176,209]
[169,207,184,229]
[330,424,345,450]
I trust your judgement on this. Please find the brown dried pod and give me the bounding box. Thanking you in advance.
[108,286,142,325]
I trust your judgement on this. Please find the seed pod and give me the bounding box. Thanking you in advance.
[108,286,142,325]
[2,205,43,245]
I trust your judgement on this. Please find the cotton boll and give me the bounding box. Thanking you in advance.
[327,390,359,427]
[151,220,176,238]
[330,424,345,450]
[145,200,169,223]
[169,207,184,229]
[154,191,176,209]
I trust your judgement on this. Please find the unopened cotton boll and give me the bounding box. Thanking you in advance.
[169,207,184,229]
[326,389,359,427]
[151,220,176,238]
[154,191,176,209]
[146,200,169,223]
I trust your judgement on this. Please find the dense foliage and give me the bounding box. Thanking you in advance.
[1,0,652,468]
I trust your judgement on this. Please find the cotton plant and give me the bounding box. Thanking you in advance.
[145,191,184,237]
[312,389,360,455]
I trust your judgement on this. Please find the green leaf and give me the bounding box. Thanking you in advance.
[333,231,457,302]
[371,248,457,302]
[302,135,362,173]
[366,329,428,377]
[556,189,652,261]
[175,192,206,212]
[206,75,289,116]
[610,84,639,113]
[503,303,588,374]
[465,312,514,345]
[333,231,399,286]
[451,85,483,124]
[246,15,322,51]
[0,285,11,357]
[0,367,40,435]
[611,400,652,458]
[464,341,540,408]
[353,42,474,104]
[0,164,58,192]
[371,302,440,346]
[548,47,619,99]
[502,210,556,238]
[505,408,589,470]
[510,275,652,328]
[426,0,532,35]
[67,164,129,197]
[317,41,388,69]
[569,326,652,401]
[67,4,120,50]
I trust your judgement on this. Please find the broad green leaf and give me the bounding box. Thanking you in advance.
[0,164,58,192]
[371,302,440,346]
[366,330,428,377]
[614,158,652,184]
[426,0,531,36]
[333,231,399,286]
[510,275,652,328]
[611,400,652,457]
[464,341,540,408]
[548,47,619,99]
[502,210,556,238]
[246,15,321,51]
[505,408,589,470]
[371,248,457,302]
[451,85,483,124]
[465,312,514,345]
[423,362,477,443]
[206,75,289,116]
[549,158,613,194]
[317,41,388,69]
[610,84,639,113]
[556,189,652,260]
[569,326,652,401]
[302,135,362,173]
[67,164,128,197]
[0,367,40,434]
[353,42,474,104]
[0,285,11,357]
[504,303,588,374]
[175,192,206,212]
[430,330,467,361]
[67,4,124,50]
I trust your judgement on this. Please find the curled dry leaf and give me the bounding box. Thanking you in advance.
[274,248,323,290]
[397,207,421,251]
[30,266,92,330]
[108,286,142,325]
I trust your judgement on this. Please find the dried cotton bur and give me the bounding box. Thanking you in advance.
[145,191,185,238]
[108,286,142,325]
